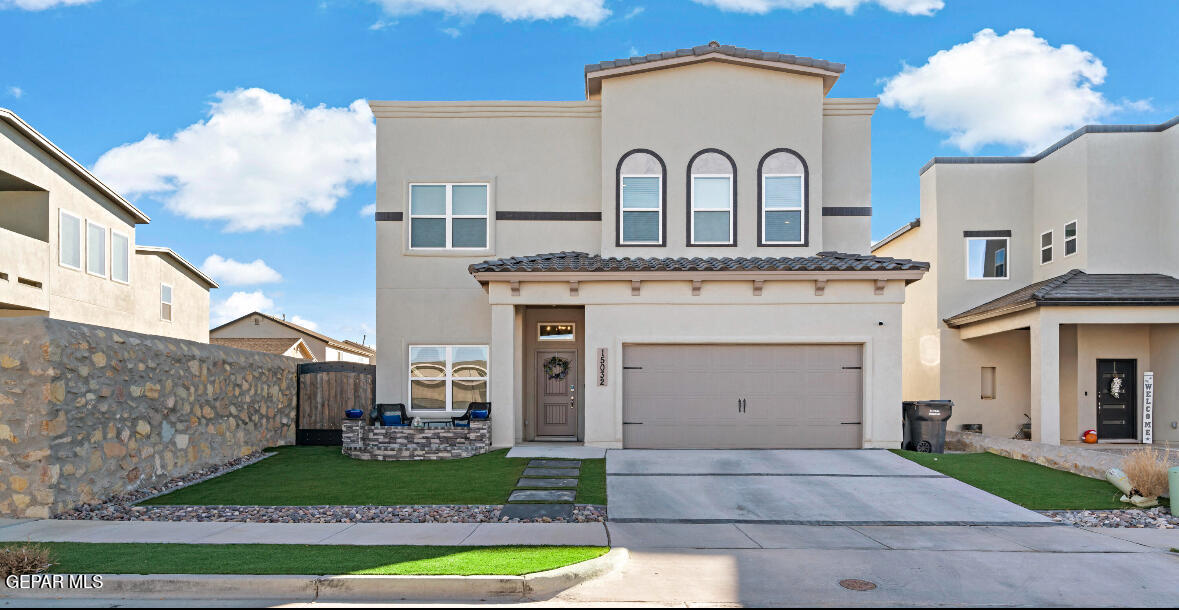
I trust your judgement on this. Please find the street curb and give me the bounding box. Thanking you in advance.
[0,547,627,601]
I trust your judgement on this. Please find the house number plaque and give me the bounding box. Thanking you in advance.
[596,348,608,387]
[1143,371,1154,444]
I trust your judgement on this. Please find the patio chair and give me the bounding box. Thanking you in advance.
[452,402,491,428]
[374,403,412,427]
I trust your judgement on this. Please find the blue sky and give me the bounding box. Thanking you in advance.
[3,0,1175,343]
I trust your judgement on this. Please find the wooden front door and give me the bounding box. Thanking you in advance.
[1097,359,1136,440]
[536,350,578,438]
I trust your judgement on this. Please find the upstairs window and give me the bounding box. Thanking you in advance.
[758,149,807,246]
[617,150,665,246]
[1064,220,1078,256]
[86,220,107,277]
[966,237,1009,280]
[160,283,173,321]
[59,210,82,270]
[408,183,489,249]
[688,150,735,245]
[1040,230,1053,265]
[111,231,130,283]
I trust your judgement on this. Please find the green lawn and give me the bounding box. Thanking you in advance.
[4,543,607,576]
[143,446,607,506]
[892,449,1149,510]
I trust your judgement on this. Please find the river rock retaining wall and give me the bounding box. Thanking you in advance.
[342,419,491,460]
[0,317,297,518]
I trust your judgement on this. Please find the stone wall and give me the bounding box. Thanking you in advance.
[0,317,297,518]
[342,419,491,460]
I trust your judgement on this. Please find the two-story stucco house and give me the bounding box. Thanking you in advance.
[874,115,1179,446]
[0,108,217,343]
[373,43,928,450]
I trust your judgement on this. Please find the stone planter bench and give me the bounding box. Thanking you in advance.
[341,419,492,461]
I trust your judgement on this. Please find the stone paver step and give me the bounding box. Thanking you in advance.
[497,504,575,520]
[527,459,582,469]
[523,467,581,478]
[508,490,576,503]
[516,478,579,488]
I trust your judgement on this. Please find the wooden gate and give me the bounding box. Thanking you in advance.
[296,362,375,445]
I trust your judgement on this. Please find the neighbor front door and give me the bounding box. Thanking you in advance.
[1097,359,1136,440]
[536,350,578,438]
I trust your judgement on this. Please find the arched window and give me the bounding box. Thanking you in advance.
[616,150,666,246]
[758,149,808,246]
[687,149,736,246]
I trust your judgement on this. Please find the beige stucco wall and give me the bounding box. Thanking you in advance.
[130,252,211,343]
[1149,324,1179,443]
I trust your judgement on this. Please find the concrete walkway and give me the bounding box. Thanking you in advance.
[0,519,608,547]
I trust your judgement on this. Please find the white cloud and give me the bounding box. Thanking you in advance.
[1,0,97,9]
[879,29,1138,154]
[290,315,320,331]
[366,0,610,26]
[622,6,644,19]
[93,88,375,232]
[200,255,282,286]
[6,86,22,98]
[369,18,397,30]
[211,290,275,326]
[691,0,943,16]
[359,202,377,217]
[440,26,461,38]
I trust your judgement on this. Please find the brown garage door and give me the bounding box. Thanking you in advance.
[622,344,863,449]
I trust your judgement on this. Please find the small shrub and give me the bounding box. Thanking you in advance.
[1121,447,1171,498]
[0,544,52,578]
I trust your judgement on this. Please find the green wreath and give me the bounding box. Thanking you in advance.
[544,356,571,380]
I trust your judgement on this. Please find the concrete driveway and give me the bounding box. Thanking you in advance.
[607,449,1050,526]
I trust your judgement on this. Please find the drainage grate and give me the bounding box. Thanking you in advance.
[839,579,877,591]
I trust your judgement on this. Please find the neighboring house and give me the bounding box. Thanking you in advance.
[0,108,217,343]
[210,337,316,360]
[210,311,376,363]
[372,43,929,449]
[874,115,1179,445]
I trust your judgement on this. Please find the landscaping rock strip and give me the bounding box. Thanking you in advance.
[1042,507,1177,529]
[55,503,607,523]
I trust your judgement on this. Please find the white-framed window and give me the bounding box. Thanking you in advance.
[690,175,734,244]
[1039,230,1053,265]
[85,220,107,278]
[408,183,489,250]
[160,283,173,321]
[111,230,130,284]
[762,174,805,245]
[58,210,82,270]
[619,174,662,244]
[966,237,1009,280]
[1064,220,1078,257]
[538,323,575,341]
[408,345,488,412]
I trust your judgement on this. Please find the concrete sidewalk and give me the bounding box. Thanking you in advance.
[0,519,608,547]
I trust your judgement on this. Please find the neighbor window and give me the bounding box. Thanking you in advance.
[408,183,489,249]
[538,323,575,341]
[620,175,662,244]
[160,283,172,321]
[1040,230,1053,265]
[966,237,1008,279]
[85,221,107,277]
[759,149,807,245]
[59,210,82,270]
[1064,220,1078,256]
[981,367,997,400]
[111,231,130,283]
[409,345,488,412]
[688,150,735,245]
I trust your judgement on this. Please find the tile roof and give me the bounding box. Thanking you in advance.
[469,251,929,274]
[945,270,1179,327]
[211,337,307,357]
[585,43,845,75]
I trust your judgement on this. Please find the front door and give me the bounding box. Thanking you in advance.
[536,350,578,438]
[1097,359,1137,440]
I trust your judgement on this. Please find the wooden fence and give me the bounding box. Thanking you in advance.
[296,361,375,445]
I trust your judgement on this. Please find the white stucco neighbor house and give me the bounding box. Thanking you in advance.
[372,43,929,450]
[210,311,376,364]
[874,115,1179,446]
[0,108,217,343]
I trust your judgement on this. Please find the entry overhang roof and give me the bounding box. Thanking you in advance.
[944,269,1179,328]
[469,251,929,283]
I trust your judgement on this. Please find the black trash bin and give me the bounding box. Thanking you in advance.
[902,400,953,453]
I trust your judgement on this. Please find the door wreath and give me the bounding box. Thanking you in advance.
[544,356,571,380]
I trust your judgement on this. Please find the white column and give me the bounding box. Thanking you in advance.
[489,304,517,447]
[1029,316,1061,444]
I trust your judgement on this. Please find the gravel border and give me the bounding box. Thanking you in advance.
[1042,507,1176,528]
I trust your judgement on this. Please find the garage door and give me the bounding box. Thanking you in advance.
[622,344,863,449]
